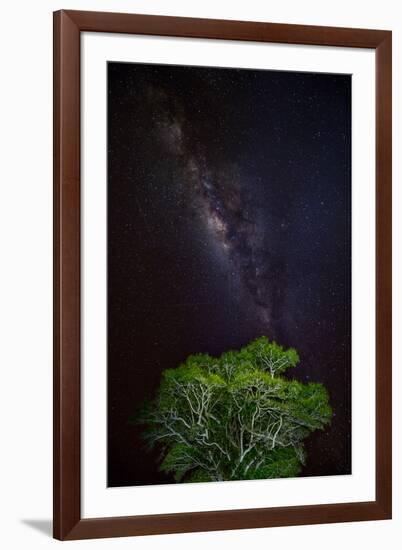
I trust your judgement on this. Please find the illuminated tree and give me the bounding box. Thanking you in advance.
[138,336,332,482]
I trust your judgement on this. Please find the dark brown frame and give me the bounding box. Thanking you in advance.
[54,9,392,540]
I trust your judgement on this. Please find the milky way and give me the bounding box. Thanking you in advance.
[145,83,281,331]
[107,62,352,487]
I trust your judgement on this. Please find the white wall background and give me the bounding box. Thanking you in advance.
[0,1,400,548]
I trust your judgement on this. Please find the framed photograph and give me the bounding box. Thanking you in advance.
[53,10,392,540]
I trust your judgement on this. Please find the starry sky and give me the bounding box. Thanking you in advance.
[107,62,351,487]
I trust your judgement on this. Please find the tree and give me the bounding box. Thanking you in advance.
[137,336,332,483]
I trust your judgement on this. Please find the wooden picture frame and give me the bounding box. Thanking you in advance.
[53,9,392,540]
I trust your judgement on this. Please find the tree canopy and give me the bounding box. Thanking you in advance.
[137,336,332,483]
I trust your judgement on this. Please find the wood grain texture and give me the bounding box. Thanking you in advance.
[53,10,81,541]
[375,33,392,517]
[53,10,392,540]
[66,9,389,48]
[63,501,390,540]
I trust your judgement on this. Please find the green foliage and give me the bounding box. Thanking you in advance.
[137,336,332,483]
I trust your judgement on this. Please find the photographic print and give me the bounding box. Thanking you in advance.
[107,62,351,487]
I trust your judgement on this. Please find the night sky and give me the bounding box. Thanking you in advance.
[107,62,351,487]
